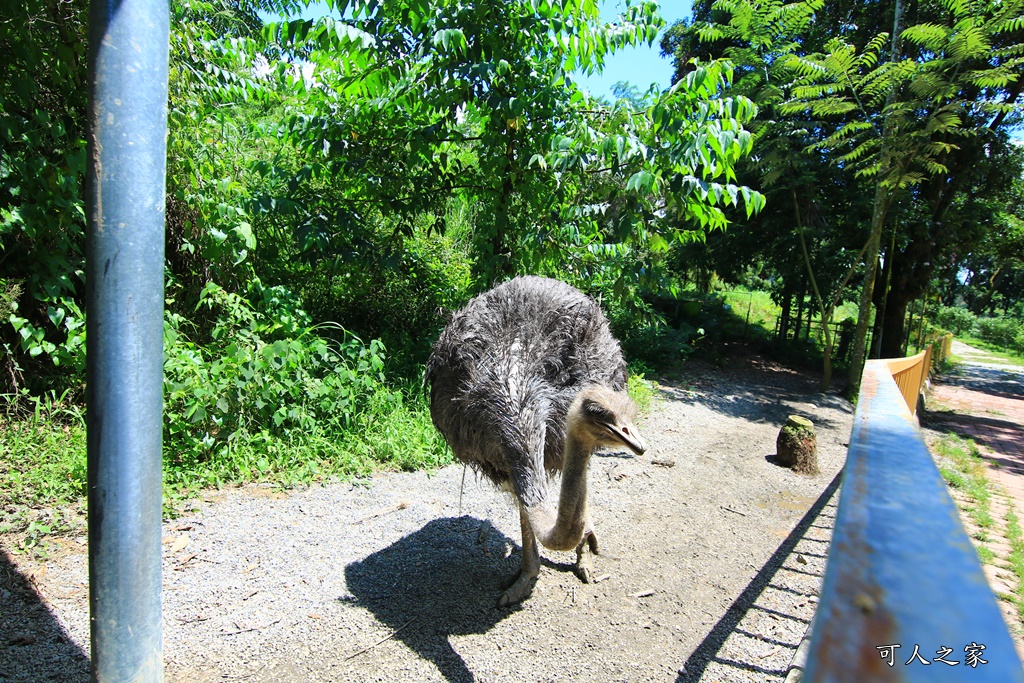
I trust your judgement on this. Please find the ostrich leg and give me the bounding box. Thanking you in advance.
[574,523,600,584]
[498,504,541,607]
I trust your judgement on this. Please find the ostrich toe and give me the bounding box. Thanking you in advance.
[498,571,537,607]
[574,530,599,583]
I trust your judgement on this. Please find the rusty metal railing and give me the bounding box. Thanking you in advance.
[801,355,1024,682]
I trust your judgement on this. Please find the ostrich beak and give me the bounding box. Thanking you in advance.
[606,421,647,455]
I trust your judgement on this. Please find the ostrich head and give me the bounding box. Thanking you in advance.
[567,386,647,456]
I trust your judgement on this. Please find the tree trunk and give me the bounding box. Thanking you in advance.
[794,280,806,342]
[778,287,793,343]
[846,0,905,397]
[793,188,833,392]
[879,293,910,358]
[878,219,937,358]
[847,183,888,396]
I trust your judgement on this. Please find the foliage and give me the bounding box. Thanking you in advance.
[941,147,1024,317]
[627,370,658,414]
[935,305,978,336]
[297,216,475,379]
[259,0,763,293]
[0,0,90,392]
[974,316,1022,350]
[782,0,1024,193]
[663,0,1024,392]
[163,278,388,455]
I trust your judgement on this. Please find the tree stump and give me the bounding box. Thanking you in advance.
[776,415,818,475]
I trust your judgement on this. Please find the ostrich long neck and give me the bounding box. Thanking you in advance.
[525,431,593,552]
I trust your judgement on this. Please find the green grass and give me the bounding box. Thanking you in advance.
[1005,508,1024,620]
[933,433,994,533]
[162,385,451,495]
[1,385,451,549]
[717,287,859,339]
[956,336,1024,367]
[719,288,781,338]
[933,431,1024,626]
[0,392,87,509]
[0,391,89,554]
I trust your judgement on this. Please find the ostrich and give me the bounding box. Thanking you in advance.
[426,276,647,607]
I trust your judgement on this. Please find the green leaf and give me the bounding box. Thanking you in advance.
[47,306,66,328]
[234,222,256,250]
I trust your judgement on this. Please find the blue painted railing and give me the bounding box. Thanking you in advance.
[802,358,1024,682]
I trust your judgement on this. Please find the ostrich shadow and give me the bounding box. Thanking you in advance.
[0,549,90,682]
[344,515,538,683]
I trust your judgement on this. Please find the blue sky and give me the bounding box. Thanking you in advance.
[574,1,692,100]
[285,2,692,100]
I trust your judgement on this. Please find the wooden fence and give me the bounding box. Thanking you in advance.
[885,347,932,415]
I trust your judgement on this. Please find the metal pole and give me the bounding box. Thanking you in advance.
[86,0,169,680]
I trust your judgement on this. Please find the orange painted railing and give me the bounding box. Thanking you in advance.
[883,346,932,415]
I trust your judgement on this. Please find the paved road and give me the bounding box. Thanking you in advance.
[924,340,1024,661]
[927,341,1024,508]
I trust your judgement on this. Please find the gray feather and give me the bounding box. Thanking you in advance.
[425,276,628,508]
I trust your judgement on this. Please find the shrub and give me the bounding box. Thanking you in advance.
[975,316,1020,349]
[602,295,703,369]
[298,228,474,379]
[163,279,391,461]
[934,306,977,336]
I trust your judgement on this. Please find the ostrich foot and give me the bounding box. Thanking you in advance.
[498,571,537,607]
[574,530,600,584]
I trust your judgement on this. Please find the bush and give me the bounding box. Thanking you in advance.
[163,279,391,461]
[610,310,703,369]
[975,316,1021,349]
[934,306,977,336]
[298,228,474,380]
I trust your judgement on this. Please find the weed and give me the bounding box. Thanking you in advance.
[0,391,87,510]
[934,433,994,532]
[1005,508,1024,621]
[628,370,657,414]
[933,432,1024,626]
[940,466,966,489]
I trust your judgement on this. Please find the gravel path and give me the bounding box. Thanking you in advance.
[2,356,853,683]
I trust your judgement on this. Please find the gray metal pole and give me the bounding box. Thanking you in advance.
[86,0,169,680]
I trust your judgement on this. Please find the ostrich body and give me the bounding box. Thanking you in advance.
[426,276,646,606]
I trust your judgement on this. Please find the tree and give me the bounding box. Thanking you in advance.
[667,0,1024,395]
[0,0,90,391]
[664,0,873,390]
[783,0,1024,390]
[261,0,764,294]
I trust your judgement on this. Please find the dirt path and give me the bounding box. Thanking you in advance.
[926,340,1024,518]
[923,340,1024,657]
[1,357,853,683]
